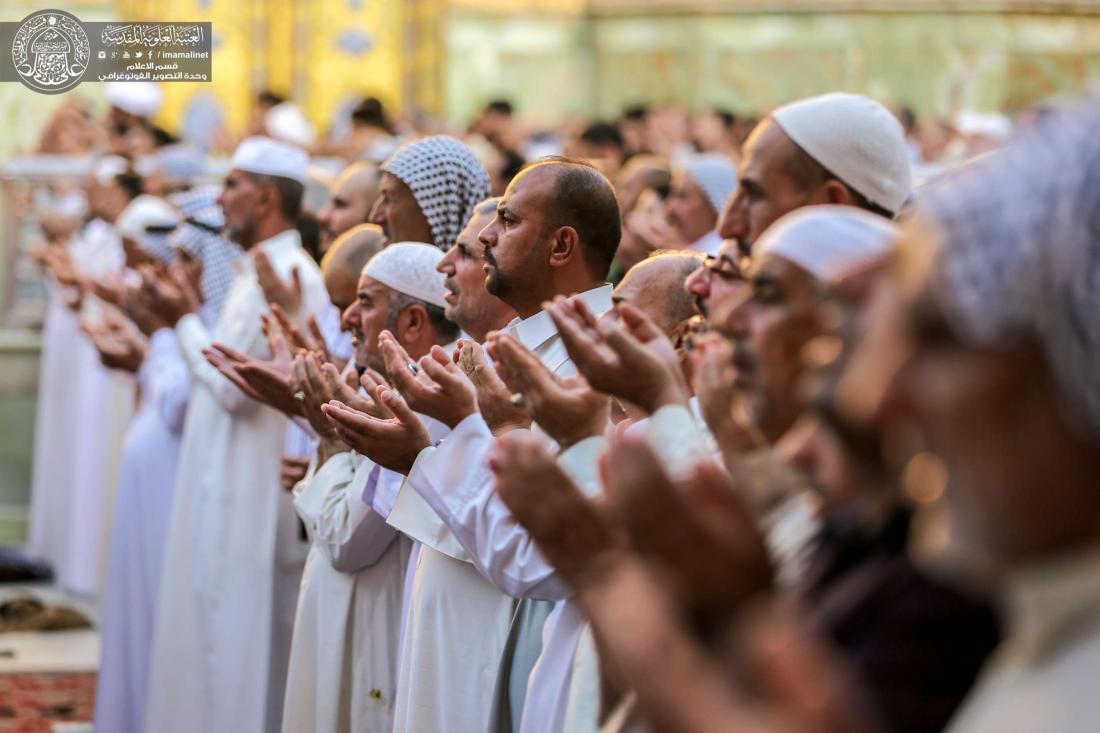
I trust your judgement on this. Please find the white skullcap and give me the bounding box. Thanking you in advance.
[156,143,206,183]
[265,102,317,148]
[772,93,912,215]
[116,194,181,244]
[230,136,309,186]
[106,81,163,118]
[94,155,129,184]
[682,153,738,213]
[754,205,897,284]
[363,241,447,309]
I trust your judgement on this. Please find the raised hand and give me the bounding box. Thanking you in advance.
[379,332,478,429]
[490,431,624,588]
[321,386,430,475]
[268,304,330,363]
[279,455,311,492]
[548,298,690,415]
[206,341,299,417]
[254,250,302,317]
[82,315,147,373]
[600,433,773,628]
[119,279,170,336]
[291,351,344,439]
[688,332,765,461]
[455,339,531,435]
[137,262,198,325]
[487,331,609,449]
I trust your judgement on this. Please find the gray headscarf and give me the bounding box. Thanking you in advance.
[381,135,491,251]
[918,99,1100,439]
[168,185,243,326]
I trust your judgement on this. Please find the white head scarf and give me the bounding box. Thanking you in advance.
[381,136,491,251]
[754,205,897,284]
[920,100,1100,440]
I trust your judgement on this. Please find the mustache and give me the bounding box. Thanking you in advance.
[444,276,459,295]
[482,246,497,267]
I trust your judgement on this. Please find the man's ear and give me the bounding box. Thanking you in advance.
[548,226,580,269]
[397,303,427,346]
[819,179,857,208]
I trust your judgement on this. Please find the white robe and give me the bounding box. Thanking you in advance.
[282,452,411,733]
[387,493,514,733]
[144,229,330,733]
[28,219,133,600]
[94,329,189,733]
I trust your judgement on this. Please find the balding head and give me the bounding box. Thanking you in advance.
[479,157,622,317]
[318,162,380,253]
[613,250,706,336]
[321,223,385,309]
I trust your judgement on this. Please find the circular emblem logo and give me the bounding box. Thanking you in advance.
[12,10,90,94]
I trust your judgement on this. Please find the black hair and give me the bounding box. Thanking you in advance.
[496,148,526,189]
[713,107,736,129]
[114,170,144,201]
[485,99,514,116]
[297,211,323,263]
[523,157,622,280]
[580,121,624,151]
[622,105,649,122]
[351,97,394,134]
[257,90,286,108]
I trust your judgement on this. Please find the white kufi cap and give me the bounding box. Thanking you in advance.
[683,153,738,213]
[230,136,309,186]
[772,93,912,215]
[363,241,448,309]
[754,205,897,284]
[106,81,164,118]
[265,102,317,148]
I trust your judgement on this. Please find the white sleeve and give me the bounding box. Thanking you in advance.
[175,312,262,416]
[644,403,718,480]
[144,327,191,434]
[293,453,399,573]
[406,414,606,600]
[385,477,471,562]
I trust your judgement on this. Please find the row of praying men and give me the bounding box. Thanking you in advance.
[27,87,1100,733]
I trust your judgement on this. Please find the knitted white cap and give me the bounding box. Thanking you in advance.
[230,136,309,186]
[683,153,738,213]
[772,93,912,215]
[363,241,448,308]
[754,205,897,284]
[106,81,163,118]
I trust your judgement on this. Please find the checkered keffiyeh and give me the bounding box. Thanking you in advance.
[381,136,491,251]
[918,99,1100,440]
[168,185,243,326]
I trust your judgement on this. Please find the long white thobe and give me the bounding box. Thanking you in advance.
[384,475,515,733]
[144,229,331,733]
[94,328,190,733]
[403,285,614,733]
[281,451,411,733]
[29,218,133,600]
